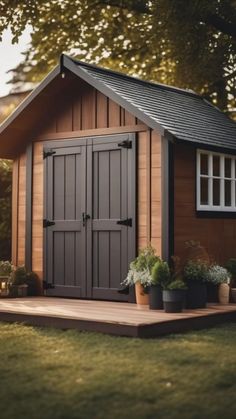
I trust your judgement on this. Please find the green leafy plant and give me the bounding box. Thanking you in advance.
[183,260,209,283]
[225,259,236,279]
[10,266,27,286]
[166,279,188,290]
[0,260,13,277]
[122,245,160,287]
[151,260,170,288]
[207,265,231,285]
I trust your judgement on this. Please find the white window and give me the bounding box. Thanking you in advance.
[197,149,236,212]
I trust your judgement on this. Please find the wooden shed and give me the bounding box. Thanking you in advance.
[1,54,236,301]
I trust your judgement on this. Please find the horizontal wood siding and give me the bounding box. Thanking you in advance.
[174,143,236,264]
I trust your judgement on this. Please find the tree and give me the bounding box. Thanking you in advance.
[0,0,235,115]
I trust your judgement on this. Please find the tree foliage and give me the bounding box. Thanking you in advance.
[0,0,235,115]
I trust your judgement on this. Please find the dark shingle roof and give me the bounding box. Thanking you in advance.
[68,55,236,150]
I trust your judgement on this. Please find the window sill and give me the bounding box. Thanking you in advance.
[196,210,236,219]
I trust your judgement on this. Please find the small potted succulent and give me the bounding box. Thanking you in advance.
[163,279,187,313]
[183,260,208,308]
[122,245,160,306]
[9,266,28,297]
[207,265,231,304]
[150,260,170,310]
[225,259,236,303]
[0,261,14,297]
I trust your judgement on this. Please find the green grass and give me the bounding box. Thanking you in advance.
[0,323,236,419]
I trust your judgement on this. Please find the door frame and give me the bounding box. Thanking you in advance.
[43,133,137,301]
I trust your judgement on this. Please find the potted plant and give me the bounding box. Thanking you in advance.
[207,265,231,304]
[0,261,13,297]
[225,259,236,303]
[183,260,208,308]
[163,279,187,313]
[9,266,28,297]
[26,271,39,296]
[122,245,160,306]
[150,260,170,310]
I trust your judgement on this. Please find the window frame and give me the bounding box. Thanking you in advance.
[196,149,236,212]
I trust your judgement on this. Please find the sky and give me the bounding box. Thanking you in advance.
[0,27,31,97]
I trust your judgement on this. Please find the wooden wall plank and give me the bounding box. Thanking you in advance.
[72,94,82,131]
[146,130,151,243]
[56,99,73,132]
[108,99,121,127]
[17,152,26,265]
[150,130,162,257]
[32,142,43,279]
[138,131,147,249]
[96,92,108,128]
[11,158,19,265]
[81,86,96,130]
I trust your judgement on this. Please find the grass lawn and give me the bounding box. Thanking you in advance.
[0,323,236,419]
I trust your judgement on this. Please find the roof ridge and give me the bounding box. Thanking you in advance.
[65,54,200,99]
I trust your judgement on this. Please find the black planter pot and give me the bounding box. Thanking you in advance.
[186,282,207,309]
[163,289,186,313]
[149,285,163,310]
[206,283,219,303]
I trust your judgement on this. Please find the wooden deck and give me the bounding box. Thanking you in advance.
[0,297,236,338]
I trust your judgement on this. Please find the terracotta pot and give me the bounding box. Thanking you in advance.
[135,282,149,306]
[218,283,230,304]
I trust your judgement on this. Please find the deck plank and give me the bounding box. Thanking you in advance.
[0,297,236,337]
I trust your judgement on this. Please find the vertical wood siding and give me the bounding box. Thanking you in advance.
[13,80,163,280]
[174,143,236,264]
[32,142,43,279]
[11,158,19,265]
[17,153,26,265]
[137,129,162,256]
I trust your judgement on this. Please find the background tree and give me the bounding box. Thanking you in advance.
[0,0,235,115]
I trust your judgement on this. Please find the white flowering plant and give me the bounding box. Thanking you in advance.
[206,265,231,285]
[122,245,160,288]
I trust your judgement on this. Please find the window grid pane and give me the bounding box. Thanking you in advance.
[197,150,236,212]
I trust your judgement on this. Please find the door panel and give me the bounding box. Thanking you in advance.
[87,135,136,301]
[44,142,86,297]
[44,134,136,301]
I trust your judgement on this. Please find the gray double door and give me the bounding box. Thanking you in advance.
[44,134,136,301]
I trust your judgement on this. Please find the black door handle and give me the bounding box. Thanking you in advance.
[82,212,90,226]
[43,219,55,228]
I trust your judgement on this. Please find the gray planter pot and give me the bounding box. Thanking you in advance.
[231,288,236,303]
[163,289,186,313]
[163,290,186,313]
[149,285,163,310]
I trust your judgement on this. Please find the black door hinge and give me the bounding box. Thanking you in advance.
[43,219,55,228]
[118,140,132,149]
[43,148,56,159]
[117,218,132,227]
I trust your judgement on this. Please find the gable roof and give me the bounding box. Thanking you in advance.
[64,55,236,150]
[0,53,236,158]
